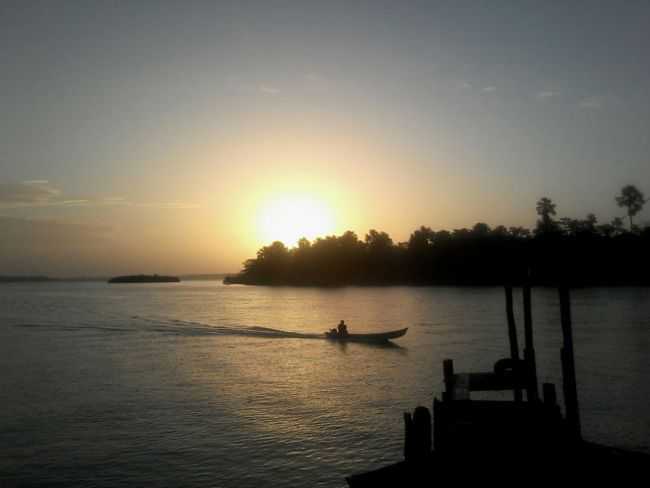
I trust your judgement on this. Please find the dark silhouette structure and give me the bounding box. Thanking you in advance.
[337,320,348,337]
[107,274,180,283]
[224,195,650,287]
[616,184,646,229]
[346,286,649,486]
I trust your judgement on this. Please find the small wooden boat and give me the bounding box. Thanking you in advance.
[324,328,408,343]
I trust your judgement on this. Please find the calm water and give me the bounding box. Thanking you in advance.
[1,282,648,487]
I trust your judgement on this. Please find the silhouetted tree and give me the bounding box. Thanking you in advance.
[408,226,435,253]
[611,217,626,235]
[508,227,531,239]
[616,185,645,230]
[365,229,393,250]
[472,222,491,236]
[226,196,650,286]
[535,197,559,235]
[559,217,579,237]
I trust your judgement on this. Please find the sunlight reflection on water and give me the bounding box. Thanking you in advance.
[1,282,648,486]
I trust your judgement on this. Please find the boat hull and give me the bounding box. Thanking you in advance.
[324,328,408,343]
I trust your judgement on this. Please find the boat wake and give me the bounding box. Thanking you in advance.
[12,315,324,339]
[134,317,323,339]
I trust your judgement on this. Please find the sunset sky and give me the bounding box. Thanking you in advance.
[2,1,649,276]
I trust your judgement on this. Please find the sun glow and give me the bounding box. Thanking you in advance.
[256,195,335,247]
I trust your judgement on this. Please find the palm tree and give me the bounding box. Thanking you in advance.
[616,185,645,230]
[536,197,556,220]
[535,197,558,235]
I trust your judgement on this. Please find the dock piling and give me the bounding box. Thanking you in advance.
[523,284,539,402]
[558,286,581,440]
[505,286,522,401]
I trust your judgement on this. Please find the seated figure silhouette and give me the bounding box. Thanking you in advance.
[337,320,349,338]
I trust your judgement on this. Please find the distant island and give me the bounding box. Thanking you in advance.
[108,274,180,284]
[225,191,650,287]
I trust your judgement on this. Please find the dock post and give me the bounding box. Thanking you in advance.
[442,359,455,401]
[542,383,557,407]
[523,284,539,402]
[404,412,414,460]
[505,286,522,401]
[558,286,581,440]
[403,407,431,461]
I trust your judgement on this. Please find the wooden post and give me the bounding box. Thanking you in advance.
[523,284,539,402]
[404,407,431,461]
[542,383,557,407]
[413,406,432,457]
[403,412,414,460]
[442,359,455,402]
[505,286,522,401]
[558,286,581,440]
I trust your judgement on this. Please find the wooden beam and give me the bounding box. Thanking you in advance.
[466,372,525,392]
[443,359,455,401]
[542,383,557,407]
[505,286,522,401]
[558,286,581,440]
[523,284,539,402]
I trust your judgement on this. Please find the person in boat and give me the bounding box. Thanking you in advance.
[337,320,348,338]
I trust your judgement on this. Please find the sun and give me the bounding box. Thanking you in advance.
[256,195,335,247]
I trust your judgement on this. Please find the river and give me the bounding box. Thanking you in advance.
[1,282,648,487]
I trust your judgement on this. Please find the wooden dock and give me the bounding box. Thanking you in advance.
[347,285,649,486]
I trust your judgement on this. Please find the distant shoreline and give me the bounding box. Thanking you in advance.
[1,274,232,283]
[108,274,180,284]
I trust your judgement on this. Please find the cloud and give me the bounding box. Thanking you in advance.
[258,84,280,95]
[305,72,325,83]
[482,86,496,93]
[579,96,603,110]
[226,75,281,96]
[62,200,90,205]
[22,179,50,185]
[0,181,61,204]
[0,182,199,210]
[134,202,201,209]
[536,91,555,99]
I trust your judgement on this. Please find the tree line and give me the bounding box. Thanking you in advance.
[225,185,649,286]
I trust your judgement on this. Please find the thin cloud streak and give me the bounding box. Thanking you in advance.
[258,84,280,95]
[579,97,603,110]
[0,182,199,210]
[0,181,61,204]
[536,91,555,99]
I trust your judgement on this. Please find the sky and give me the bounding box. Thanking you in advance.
[1,1,649,276]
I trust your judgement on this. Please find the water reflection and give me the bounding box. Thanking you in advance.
[1,282,648,487]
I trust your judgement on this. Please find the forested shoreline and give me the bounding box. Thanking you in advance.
[225,190,650,287]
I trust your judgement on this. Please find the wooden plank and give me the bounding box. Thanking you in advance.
[523,284,539,402]
[453,373,470,399]
[443,359,455,401]
[559,286,581,440]
[543,383,557,406]
[505,286,522,401]
[413,406,432,456]
[466,372,525,392]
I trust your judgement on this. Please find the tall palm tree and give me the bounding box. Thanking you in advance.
[535,197,558,234]
[616,185,645,230]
